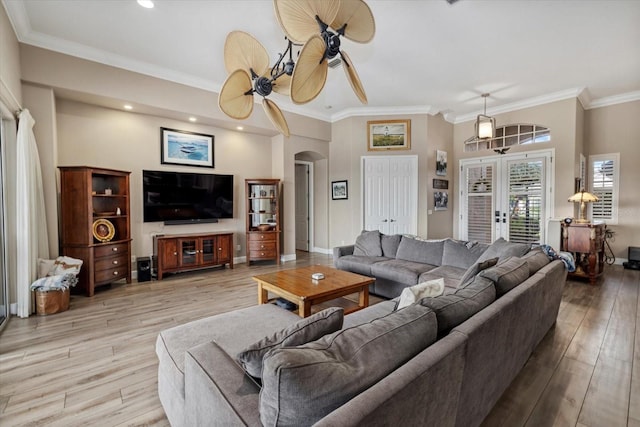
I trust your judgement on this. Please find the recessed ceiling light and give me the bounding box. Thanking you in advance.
[189,117,197,122]
[124,104,133,110]
[236,126,244,131]
[137,0,154,9]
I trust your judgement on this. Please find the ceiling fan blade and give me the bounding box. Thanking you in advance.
[340,50,367,104]
[273,0,340,44]
[331,0,375,43]
[269,68,291,96]
[218,69,254,120]
[263,98,290,137]
[290,34,329,104]
[224,31,269,76]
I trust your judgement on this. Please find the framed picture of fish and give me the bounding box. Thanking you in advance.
[161,127,214,168]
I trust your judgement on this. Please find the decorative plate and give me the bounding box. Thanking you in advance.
[92,219,115,242]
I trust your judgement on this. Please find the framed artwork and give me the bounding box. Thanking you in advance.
[161,127,214,168]
[434,191,448,211]
[331,180,348,200]
[367,119,411,151]
[433,179,448,189]
[436,150,447,176]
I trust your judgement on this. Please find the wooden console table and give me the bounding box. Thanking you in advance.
[561,222,606,284]
[154,232,233,280]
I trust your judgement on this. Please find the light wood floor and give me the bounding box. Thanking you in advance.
[0,252,638,426]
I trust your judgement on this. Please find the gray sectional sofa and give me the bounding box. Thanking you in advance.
[334,231,536,298]
[155,233,567,427]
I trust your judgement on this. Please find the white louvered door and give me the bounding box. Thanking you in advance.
[363,156,417,235]
[461,151,552,245]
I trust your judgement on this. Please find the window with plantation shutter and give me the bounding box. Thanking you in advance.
[589,153,619,224]
[466,164,494,243]
[507,159,543,244]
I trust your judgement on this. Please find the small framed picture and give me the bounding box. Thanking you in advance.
[434,191,448,211]
[367,119,411,151]
[433,179,448,189]
[436,150,447,176]
[331,180,348,200]
[161,127,214,168]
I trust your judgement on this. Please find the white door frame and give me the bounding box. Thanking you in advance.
[459,148,555,242]
[360,155,418,235]
[294,160,314,252]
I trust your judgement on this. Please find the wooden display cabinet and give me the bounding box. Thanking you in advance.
[154,232,233,280]
[561,221,606,284]
[246,179,281,265]
[59,166,132,296]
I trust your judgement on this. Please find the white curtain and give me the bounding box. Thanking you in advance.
[16,109,49,318]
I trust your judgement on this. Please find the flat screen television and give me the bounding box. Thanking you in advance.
[143,170,234,224]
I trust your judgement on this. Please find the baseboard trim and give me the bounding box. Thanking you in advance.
[312,247,332,255]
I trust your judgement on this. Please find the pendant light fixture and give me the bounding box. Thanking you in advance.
[475,93,496,140]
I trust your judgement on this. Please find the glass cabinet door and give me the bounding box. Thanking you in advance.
[249,184,277,230]
[200,237,215,265]
[180,239,197,266]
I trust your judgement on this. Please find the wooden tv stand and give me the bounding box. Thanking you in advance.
[154,232,233,280]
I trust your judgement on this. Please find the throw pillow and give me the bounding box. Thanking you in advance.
[353,230,383,257]
[476,237,531,263]
[457,257,499,288]
[395,237,444,266]
[396,278,445,310]
[236,307,343,379]
[521,247,551,275]
[419,275,496,336]
[442,239,487,269]
[49,256,83,276]
[480,256,530,296]
[259,304,437,427]
[37,258,56,279]
[381,234,402,258]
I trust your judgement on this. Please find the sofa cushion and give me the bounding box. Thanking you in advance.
[395,237,444,266]
[442,239,488,269]
[353,230,383,257]
[458,257,499,288]
[476,237,530,263]
[480,256,530,296]
[381,234,403,258]
[371,259,437,286]
[396,278,445,310]
[418,275,496,336]
[334,255,390,276]
[259,304,438,427]
[236,307,344,379]
[521,247,551,275]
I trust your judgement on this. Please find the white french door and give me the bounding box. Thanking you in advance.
[460,150,553,244]
[362,156,418,235]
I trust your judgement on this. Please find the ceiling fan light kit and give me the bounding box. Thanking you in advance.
[218,0,375,136]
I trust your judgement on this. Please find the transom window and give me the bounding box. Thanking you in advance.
[464,124,550,152]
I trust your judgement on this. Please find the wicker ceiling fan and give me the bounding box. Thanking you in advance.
[218,0,375,137]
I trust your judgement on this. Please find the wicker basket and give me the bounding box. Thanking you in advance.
[34,288,70,316]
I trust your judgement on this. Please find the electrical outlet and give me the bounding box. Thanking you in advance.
[131,255,136,263]
[236,244,241,251]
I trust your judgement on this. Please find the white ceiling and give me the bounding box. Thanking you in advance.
[4,0,640,123]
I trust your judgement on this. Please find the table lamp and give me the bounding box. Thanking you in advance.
[568,190,599,223]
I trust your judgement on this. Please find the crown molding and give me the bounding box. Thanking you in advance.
[587,90,640,110]
[2,0,31,37]
[330,105,438,122]
[453,87,586,124]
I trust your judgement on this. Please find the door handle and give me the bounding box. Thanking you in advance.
[390,219,396,223]
[382,219,388,222]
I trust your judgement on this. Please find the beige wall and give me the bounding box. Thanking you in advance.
[585,100,640,261]
[0,4,21,110]
[329,113,449,247]
[56,98,274,260]
[427,114,454,239]
[453,98,580,238]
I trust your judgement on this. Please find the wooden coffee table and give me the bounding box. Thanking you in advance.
[253,265,374,318]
